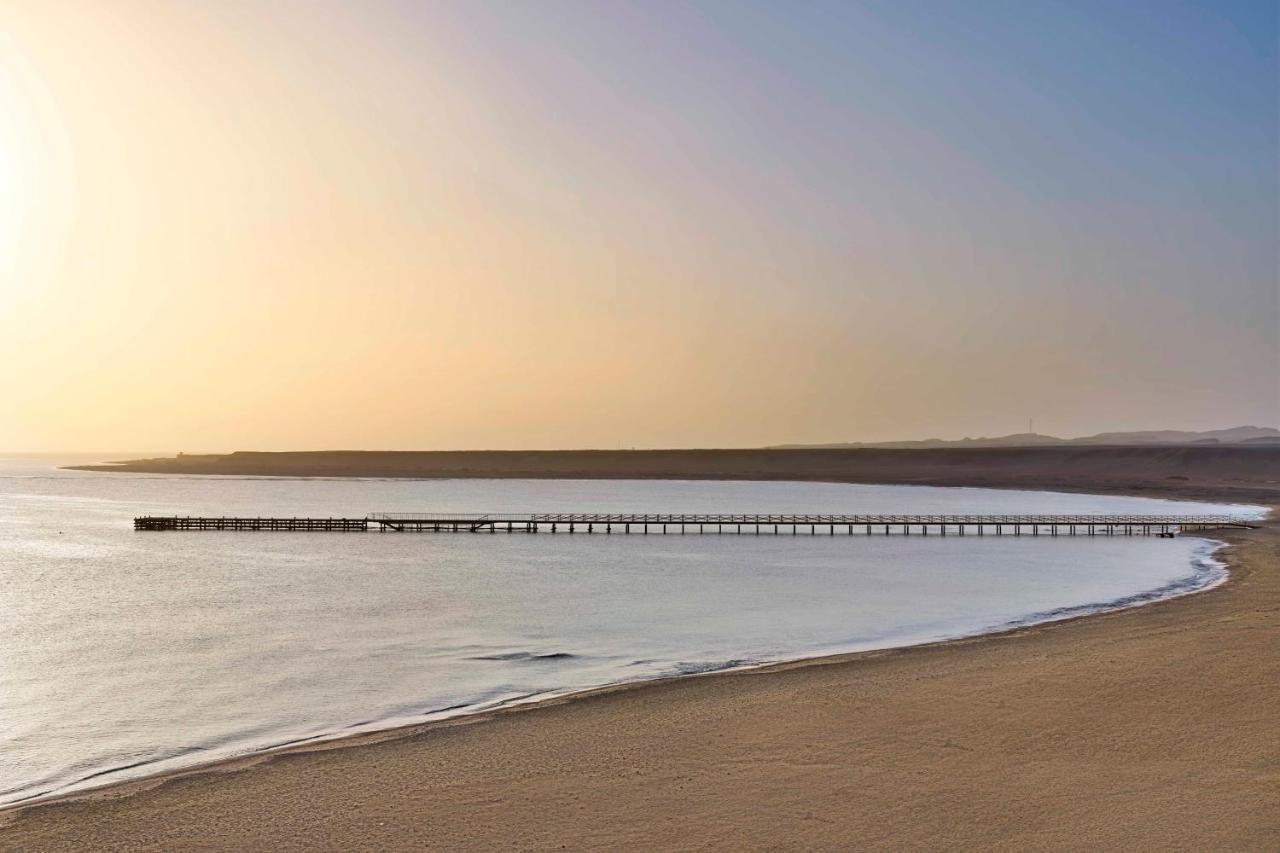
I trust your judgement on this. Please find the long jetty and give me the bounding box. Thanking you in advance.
[133,513,1253,536]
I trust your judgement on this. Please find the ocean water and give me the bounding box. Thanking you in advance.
[0,457,1264,808]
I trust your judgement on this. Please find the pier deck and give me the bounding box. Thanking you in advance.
[134,513,1253,536]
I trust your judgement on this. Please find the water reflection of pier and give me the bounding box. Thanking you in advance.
[134,513,1254,537]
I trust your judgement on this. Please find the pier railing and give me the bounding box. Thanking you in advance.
[134,513,1255,536]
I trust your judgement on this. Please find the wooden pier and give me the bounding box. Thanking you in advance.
[134,513,1253,536]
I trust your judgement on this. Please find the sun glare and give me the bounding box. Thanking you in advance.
[0,134,24,274]
[0,62,34,279]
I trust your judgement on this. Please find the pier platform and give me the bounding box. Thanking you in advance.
[133,513,1253,536]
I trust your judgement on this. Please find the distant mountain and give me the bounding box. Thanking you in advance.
[1073,426,1280,445]
[772,426,1280,450]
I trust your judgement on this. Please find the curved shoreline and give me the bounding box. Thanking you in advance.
[2,471,1275,851]
[0,527,1252,818]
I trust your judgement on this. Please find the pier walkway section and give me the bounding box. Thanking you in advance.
[133,513,1254,536]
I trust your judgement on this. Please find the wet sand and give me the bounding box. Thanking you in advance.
[4,466,1278,851]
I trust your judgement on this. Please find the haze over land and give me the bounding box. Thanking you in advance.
[71,443,1280,505]
[2,1,1277,452]
[776,425,1280,449]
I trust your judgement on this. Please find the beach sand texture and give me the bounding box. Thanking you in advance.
[3,461,1277,851]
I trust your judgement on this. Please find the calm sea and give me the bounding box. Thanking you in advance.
[0,457,1263,807]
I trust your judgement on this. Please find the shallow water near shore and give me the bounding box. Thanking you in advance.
[0,457,1264,808]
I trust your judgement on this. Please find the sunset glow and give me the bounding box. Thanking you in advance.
[0,5,1277,847]
[0,1,1275,452]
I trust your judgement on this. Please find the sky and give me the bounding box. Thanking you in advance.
[0,0,1276,452]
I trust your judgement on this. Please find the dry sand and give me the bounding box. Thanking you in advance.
[5,462,1278,851]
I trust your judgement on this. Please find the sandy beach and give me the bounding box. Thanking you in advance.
[2,465,1276,851]
[9,0,1275,846]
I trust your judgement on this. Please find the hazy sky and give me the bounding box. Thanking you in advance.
[1,1,1276,452]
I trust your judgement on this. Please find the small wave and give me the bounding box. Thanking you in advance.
[0,745,196,806]
[989,538,1228,633]
[469,651,578,662]
[672,658,755,675]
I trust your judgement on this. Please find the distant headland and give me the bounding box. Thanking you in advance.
[66,436,1280,504]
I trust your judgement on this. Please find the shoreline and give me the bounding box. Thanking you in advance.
[4,472,1277,850]
[0,533,1242,817]
[0,526,1262,816]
